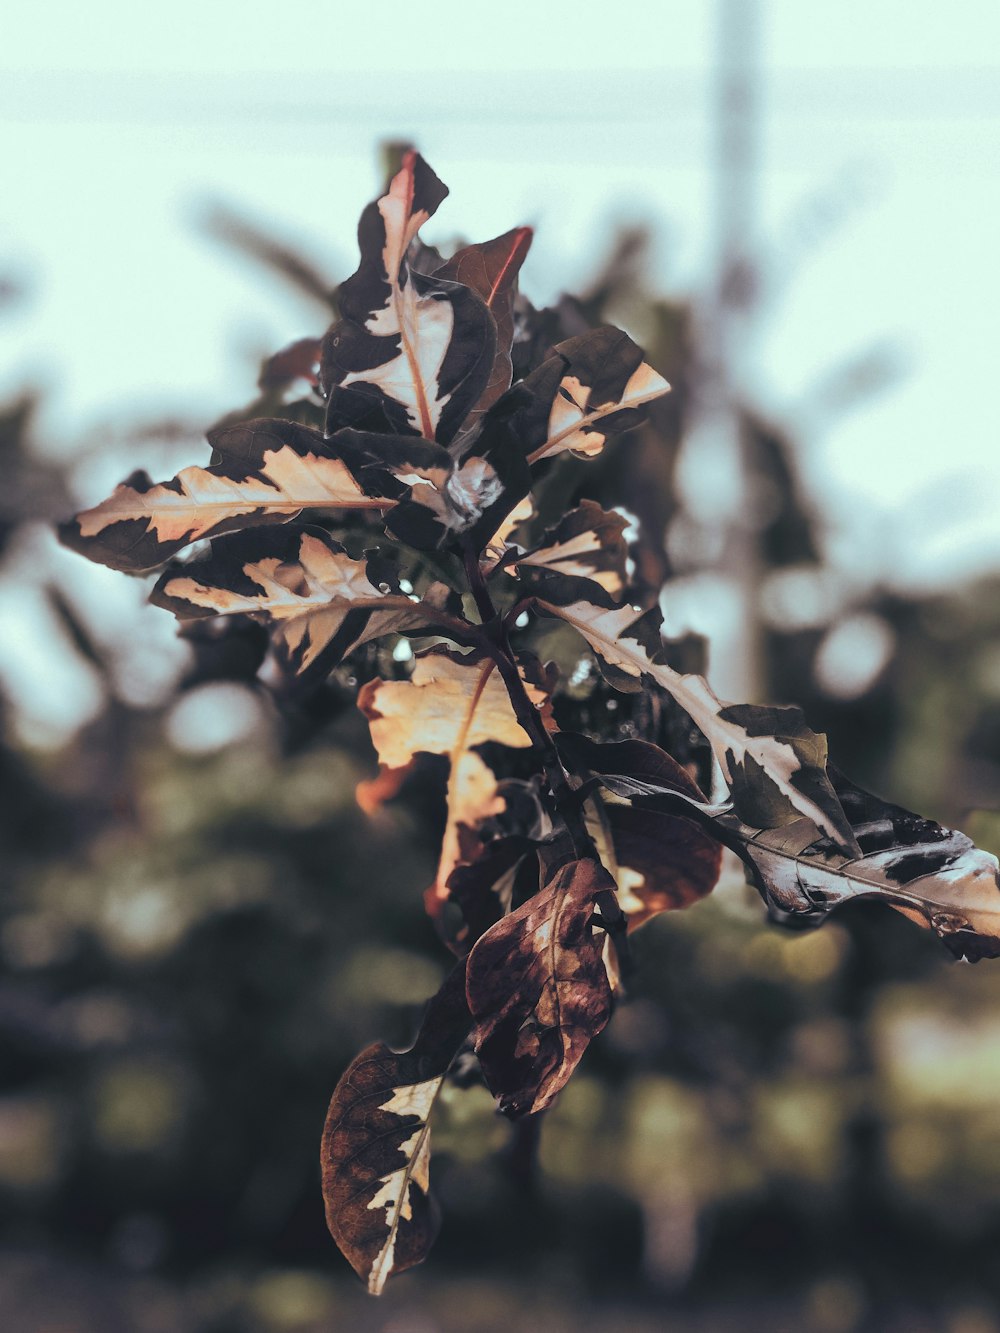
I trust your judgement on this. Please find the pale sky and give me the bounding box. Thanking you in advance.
[1,0,998,739]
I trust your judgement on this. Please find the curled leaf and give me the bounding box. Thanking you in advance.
[725,769,1000,962]
[466,857,615,1117]
[515,326,670,464]
[321,963,470,1293]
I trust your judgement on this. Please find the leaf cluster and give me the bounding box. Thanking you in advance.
[59,151,1000,1293]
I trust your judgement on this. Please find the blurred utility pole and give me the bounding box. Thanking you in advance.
[683,0,764,702]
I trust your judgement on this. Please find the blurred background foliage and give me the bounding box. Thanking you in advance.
[3,157,1000,1333]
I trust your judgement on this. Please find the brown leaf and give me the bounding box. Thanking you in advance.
[446,836,544,953]
[466,858,615,1117]
[436,226,533,429]
[559,734,723,931]
[321,964,470,1293]
[513,500,629,598]
[517,326,670,464]
[724,768,1000,962]
[358,649,552,916]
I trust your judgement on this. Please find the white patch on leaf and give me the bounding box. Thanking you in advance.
[539,596,852,849]
[76,449,376,546]
[528,362,670,463]
[364,1079,440,1296]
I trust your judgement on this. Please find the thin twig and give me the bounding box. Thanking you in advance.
[460,541,631,971]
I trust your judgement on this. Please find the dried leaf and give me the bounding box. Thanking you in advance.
[446,836,543,953]
[535,581,858,855]
[151,525,463,677]
[59,418,380,573]
[466,857,615,1117]
[321,963,470,1293]
[321,151,496,444]
[358,649,551,915]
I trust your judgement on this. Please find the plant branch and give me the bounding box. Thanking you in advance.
[461,542,630,967]
[462,541,498,626]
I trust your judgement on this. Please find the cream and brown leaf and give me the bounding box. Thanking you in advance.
[358,648,554,919]
[333,320,672,554]
[58,418,385,574]
[321,963,470,1295]
[533,576,859,856]
[515,326,670,464]
[575,746,1000,964]
[507,499,630,599]
[321,151,498,444]
[727,768,1000,962]
[150,525,465,678]
[60,179,669,578]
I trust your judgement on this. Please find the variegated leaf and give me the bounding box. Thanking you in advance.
[358,649,552,916]
[535,581,859,855]
[59,418,381,573]
[515,326,670,464]
[466,857,615,1117]
[511,500,629,598]
[321,151,496,444]
[321,963,470,1294]
[571,741,1000,962]
[151,525,465,678]
[557,734,723,930]
[435,226,533,430]
[721,769,1000,962]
